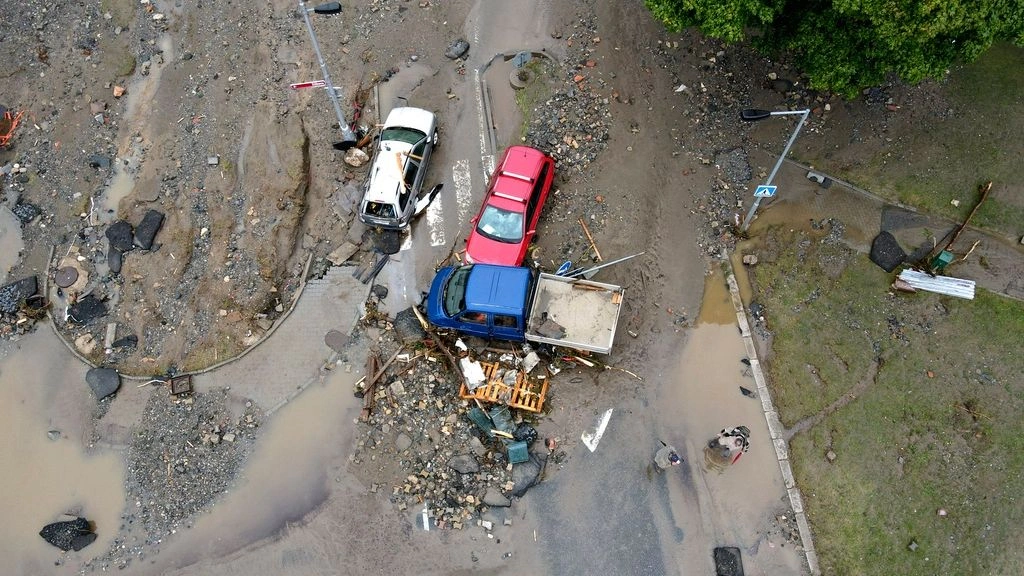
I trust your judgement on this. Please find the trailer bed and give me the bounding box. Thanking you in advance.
[525,273,624,354]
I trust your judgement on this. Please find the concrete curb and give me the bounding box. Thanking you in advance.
[723,253,821,576]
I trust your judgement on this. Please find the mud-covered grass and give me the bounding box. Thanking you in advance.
[751,225,1024,576]
[802,44,1024,240]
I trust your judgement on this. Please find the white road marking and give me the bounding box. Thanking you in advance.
[453,159,473,224]
[400,230,414,251]
[425,194,446,247]
[581,408,614,452]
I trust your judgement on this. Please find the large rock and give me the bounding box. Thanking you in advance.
[870,231,906,272]
[105,220,135,252]
[482,487,511,507]
[107,246,123,274]
[447,454,479,474]
[511,452,547,497]
[0,275,38,314]
[134,209,165,250]
[39,517,96,551]
[393,307,426,345]
[68,294,108,324]
[86,367,121,400]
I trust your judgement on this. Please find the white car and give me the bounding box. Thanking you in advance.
[358,107,439,229]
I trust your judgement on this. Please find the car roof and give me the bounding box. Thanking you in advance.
[464,264,531,314]
[486,146,549,209]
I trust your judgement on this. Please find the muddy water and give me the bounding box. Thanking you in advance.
[697,267,737,326]
[0,329,124,574]
[0,205,23,281]
[660,319,804,573]
[131,367,362,575]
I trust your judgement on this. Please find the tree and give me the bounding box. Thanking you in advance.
[644,0,1024,97]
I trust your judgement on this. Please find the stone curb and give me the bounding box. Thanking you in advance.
[724,256,821,576]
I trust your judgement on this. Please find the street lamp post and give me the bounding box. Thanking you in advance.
[298,1,357,150]
[739,108,811,232]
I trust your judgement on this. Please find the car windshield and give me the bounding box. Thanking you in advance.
[476,205,524,243]
[442,266,472,317]
[380,127,426,146]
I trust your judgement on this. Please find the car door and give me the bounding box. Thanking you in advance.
[456,311,492,338]
[492,313,521,340]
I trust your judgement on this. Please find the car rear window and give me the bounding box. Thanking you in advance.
[381,127,426,146]
[363,201,396,219]
[477,205,524,243]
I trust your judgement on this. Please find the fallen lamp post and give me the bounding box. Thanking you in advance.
[739,108,811,232]
[298,1,358,150]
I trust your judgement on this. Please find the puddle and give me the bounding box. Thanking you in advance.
[135,367,362,574]
[96,34,175,222]
[697,266,736,325]
[662,323,804,573]
[0,205,24,282]
[0,329,124,574]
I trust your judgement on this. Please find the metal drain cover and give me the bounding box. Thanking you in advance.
[55,266,79,288]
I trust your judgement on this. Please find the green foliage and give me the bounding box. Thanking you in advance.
[645,0,1024,96]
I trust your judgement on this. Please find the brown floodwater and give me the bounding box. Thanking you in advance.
[660,318,804,573]
[0,329,124,574]
[0,206,24,280]
[697,267,736,326]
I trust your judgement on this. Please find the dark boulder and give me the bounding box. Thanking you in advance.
[105,220,135,252]
[511,452,547,497]
[68,294,108,324]
[393,307,426,345]
[108,246,123,274]
[88,155,110,169]
[870,231,906,272]
[112,334,138,349]
[12,201,41,224]
[86,367,121,400]
[0,276,38,314]
[134,209,165,250]
[39,517,96,551]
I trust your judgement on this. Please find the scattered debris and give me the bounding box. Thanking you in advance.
[739,386,756,398]
[897,269,975,300]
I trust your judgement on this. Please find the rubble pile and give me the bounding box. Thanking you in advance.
[117,388,263,552]
[352,323,554,530]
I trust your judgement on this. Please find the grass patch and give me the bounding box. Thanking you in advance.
[753,225,1024,575]
[513,59,557,139]
[809,43,1024,239]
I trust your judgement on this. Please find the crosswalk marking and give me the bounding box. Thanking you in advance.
[453,159,473,224]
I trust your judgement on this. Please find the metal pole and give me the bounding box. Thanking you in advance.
[298,1,357,149]
[740,109,811,232]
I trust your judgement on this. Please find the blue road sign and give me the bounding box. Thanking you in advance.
[753,185,778,198]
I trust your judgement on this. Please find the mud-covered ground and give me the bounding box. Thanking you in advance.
[5,0,1013,575]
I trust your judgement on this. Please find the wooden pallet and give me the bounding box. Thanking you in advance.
[459,361,548,413]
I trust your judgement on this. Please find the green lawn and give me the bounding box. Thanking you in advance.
[750,224,1024,575]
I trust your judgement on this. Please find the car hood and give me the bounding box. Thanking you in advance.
[465,231,522,267]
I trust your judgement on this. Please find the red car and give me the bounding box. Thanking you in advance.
[465,145,555,266]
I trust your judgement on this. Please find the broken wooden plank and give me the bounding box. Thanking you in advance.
[579,218,602,261]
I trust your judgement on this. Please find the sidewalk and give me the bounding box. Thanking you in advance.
[749,151,1024,301]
